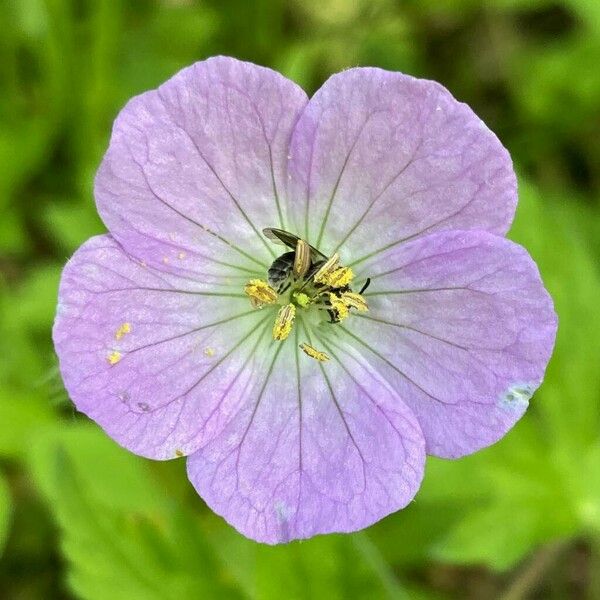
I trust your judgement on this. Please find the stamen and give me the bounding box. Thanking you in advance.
[293,239,311,279]
[329,294,349,321]
[246,229,373,357]
[322,266,353,289]
[244,279,278,308]
[340,291,368,312]
[273,304,296,341]
[313,253,340,284]
[299,342,330,362]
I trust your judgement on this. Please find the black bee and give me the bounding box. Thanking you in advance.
[263,227,371,323]
[263,228,326,293]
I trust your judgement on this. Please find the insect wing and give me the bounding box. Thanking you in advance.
[263,227,298,248]
[263,228,327,261]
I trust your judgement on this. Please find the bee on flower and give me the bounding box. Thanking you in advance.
[53,57,556,544]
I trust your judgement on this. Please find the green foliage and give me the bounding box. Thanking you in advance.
[0,473,11,557]
[1,0,600,598]
[27,424,417,600]
[29,425,241,600]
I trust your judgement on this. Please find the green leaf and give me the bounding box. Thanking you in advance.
[203,521,411,600]
[0,391,55,458]
[572,443,600,533]
[28,423,414,600]
[509,181,600,451]
[433,504,552,571]
[43,201,105,254]
[28,424,241,600]
[11,263,62,330]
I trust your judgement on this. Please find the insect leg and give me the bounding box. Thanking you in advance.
[359,278,371,294]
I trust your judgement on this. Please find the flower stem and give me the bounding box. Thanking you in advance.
[351,532,410,600]
[499,541,568,600]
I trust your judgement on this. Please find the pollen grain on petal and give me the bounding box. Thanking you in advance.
[273,303,296,341]
[115,322,132,340]
[106,351,122,365]
[244,278,278,308]
[203,347,216,357]
[299,342,330,362]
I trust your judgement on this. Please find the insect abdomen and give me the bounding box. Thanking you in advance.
[268,251,295,292]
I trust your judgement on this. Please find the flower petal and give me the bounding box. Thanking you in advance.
[285,68,517,262]
[95,56,308,277]
[186,331,425,544]
[53,235,276,460]
[337,230,557,458]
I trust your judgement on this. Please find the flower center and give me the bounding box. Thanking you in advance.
[244,228,370,361]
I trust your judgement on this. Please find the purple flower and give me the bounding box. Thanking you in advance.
[53,57,557,544]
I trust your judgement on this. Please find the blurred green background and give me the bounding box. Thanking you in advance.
[1,0,600,598]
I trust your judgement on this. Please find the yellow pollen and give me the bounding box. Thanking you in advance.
[299,342,330,362]
[329,294,349,321]
[314,253,340,284]
[115,322,131,340]
[341,291,369,312]
[244,279,278,308]
[293,292,311,307]
[322,266,354,288]
[175,449,184,457]
[273,304,296,341]
[203,347,215,357]
[107,351,122,365]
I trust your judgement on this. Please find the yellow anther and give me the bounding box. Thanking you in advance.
[299,342,330,362]
[314,253,340,284]
[322,267,354,289]
[273,304,296,341]
[107,351,122,365]
[341,291,369,312]
[293,292,311,308]
[293,239,311,279]
[329,294,349,321]
[244,279,278,308]
[115,322,131,340]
